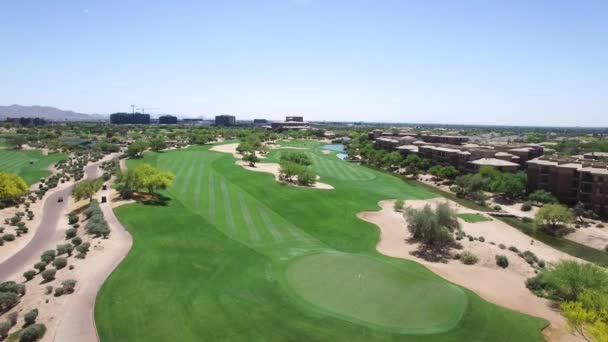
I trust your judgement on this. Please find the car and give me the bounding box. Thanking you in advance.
[57,196,64,203]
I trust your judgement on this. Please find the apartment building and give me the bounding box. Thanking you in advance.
[527,157,608,216]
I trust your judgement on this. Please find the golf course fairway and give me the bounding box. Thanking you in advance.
[95,142,547,341]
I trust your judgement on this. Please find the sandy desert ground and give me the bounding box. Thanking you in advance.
[358,198,584,342]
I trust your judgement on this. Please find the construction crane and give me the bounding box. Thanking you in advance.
[130,104,137,114]
[137,107,159,114]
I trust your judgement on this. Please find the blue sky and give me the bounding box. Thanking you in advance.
[1,0,606,126]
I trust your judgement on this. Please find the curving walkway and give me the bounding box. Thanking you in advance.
[53,158,133,342]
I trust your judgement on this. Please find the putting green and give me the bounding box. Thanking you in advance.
[284,252,467,333]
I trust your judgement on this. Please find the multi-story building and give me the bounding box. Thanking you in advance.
[110,113,150,124]
[5,117,47,126]
[527,157,608,216]
[215,115,236,126]
[271,116,311,130]
[285,116,303,122]
[158,115,178,124]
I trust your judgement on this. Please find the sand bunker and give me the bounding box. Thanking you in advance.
[565,227,608,251]
[211,143,333,190]
[358,199,583,341]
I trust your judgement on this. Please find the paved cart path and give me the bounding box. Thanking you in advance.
[53,158,133,342]
[0,157,110,281]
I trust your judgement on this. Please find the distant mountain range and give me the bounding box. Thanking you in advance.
[0,105,107,121]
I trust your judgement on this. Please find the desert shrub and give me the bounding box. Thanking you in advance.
[521,202,533,211]
[452,253,461,260]
[19,324,45,342]
[45,286,53,295]
[41,250,55,261]
[65,228,77,239]
[68,215,79,225]
[495,255,509,268]
[75,253,86,259]
[538,260,546,268]
[8,312,17,325]
[23,270,36,281]
[597,224,605,228]
[493,205,502,211]
[478,236,485,242]
[62,279,77,294]
[460,251,478,265]
[52,257,67,269]
[540,260,608,301]
[435,202,460,231]
[0,292,19,311]
[508,246,519,253]
[405,204,454,248]
[54,287,64,297]
[40,269,56,282]
[23,308,38,325]
[72,223,80,229]
[76,242,90,254]
[33,262,46,275]
[394,199,404,211]
[0,321,10,338]
[529,189,557,204]
[468,236,474,242]
[56,244,73,256]
[2,234,15,241]
[522,250,539,264]
[71,236,82,246]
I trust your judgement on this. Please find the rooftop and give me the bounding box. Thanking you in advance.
[471,158,519,167]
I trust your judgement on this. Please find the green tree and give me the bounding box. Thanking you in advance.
[149,137,167,151]
[0,172,28,201]
[296,167,316,186]
[72,178,103,201]
[126,140,147,158]
[534,204,574,235]
[543,261,608,301]
[131,164,174,193]
[242,152,259,167]
[404,204,456,249]
[490,172,527,199]
[528,189,558,204]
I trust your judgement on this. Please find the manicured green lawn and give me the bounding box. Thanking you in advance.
[457,213,491,223]
[0,150,66,184]
[95,142,547,341]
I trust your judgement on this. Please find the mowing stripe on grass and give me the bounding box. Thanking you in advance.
[180,160,197,195]
[338,162,359,181]
[237,192,260,242]
[310,153,331,176]
[326,159,348,180]
[220,177,236,234]
[258,207,283,242]
[207,171,216,221]
[193,165,205,208]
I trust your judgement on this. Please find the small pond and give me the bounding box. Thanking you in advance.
[321,144,347,160]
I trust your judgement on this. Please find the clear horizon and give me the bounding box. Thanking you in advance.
[1,1,606,126]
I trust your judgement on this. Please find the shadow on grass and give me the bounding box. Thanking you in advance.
[141,194,171,206]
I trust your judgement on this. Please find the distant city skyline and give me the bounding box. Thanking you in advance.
[1,0,606,126]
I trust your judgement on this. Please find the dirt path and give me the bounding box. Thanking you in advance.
[358,199,583,342]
